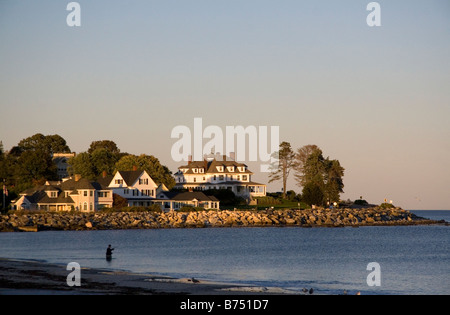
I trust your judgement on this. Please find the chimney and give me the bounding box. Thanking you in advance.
[230,152,236,161]
[132,165,138,171]
[74,174,81,182]
[223,154,227,162]
[102,170,107,178]
[188,155,192,165]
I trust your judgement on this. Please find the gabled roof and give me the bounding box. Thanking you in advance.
[116,170,144,186]
[96,175,114,190]
[60,178,96,191]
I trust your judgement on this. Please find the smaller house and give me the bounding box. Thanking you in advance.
[108,170,158,207]
[155,191,220,212]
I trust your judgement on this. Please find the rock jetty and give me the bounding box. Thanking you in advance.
[0,208,445,232]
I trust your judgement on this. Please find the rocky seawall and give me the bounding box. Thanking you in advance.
[0,208,446,232]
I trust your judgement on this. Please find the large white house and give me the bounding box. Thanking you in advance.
[173,154,266,202]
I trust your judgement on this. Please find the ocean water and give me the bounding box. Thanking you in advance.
[0,210,448,295]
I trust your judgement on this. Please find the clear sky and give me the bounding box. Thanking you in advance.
[1,1,449,209]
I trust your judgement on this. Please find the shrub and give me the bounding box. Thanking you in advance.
[354,199,369,206]
[380,203,395,209]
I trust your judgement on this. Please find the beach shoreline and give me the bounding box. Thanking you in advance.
[0,258,294,295]
[1,208,446,233]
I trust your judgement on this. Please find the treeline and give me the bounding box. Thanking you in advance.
[0,135,175,209]
[269,142,345,206]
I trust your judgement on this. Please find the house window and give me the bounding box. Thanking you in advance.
[84,191,88,197]
[115,179,124,185]
[243,175,248,180]
[193,168,198,173]
[90,191,93,197]
[213,175,217,181]
[139,178,149,185]
[50,191,57,198]
[219,175,224,181]
[83,202,88,211]
[199,168,204,173]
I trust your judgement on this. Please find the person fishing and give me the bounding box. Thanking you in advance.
[106,244,114,260]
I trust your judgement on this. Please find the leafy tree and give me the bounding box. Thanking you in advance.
[115,154,176,189]
[295,145,345,206]
[90,148,118,175]
[294,144,321,187]
[88,140,120,155]
[15,150,58,186]
[18,133,70,155]
[268,141,296,199]
[68,152,96,180]
[4,134,70,189]
[323,159,345,204]
[302,182,325,206]
[69,141,121,179]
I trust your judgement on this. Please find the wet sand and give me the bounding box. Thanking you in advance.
[0,258,293,295]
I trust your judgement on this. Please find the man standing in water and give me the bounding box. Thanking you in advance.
[106,244,114,261]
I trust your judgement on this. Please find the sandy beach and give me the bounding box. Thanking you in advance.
[0,258,292,295]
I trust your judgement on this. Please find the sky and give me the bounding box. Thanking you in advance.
[0,0,449,210]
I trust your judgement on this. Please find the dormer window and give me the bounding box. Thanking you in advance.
[227,166,235,172]
[199,168,204,173]
[238,167,245,172]
[193,168,198,173]
[217,166,224,172]
[50,191,57,198]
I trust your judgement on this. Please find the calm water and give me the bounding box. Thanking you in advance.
[0,210,448,295]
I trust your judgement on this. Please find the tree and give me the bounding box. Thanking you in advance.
[6,134,70,189]
[324,159,345,204]
[69,141,121,179]
[302,181,325,206]
[88,140,120,155]
[295,145,345,206]
[68,152,96,180]
[18,133,71,155]
[268,141,296,199]
[90,148,118,175]
[15,150,58,186]
[115,154,176,189]
[294,144,321,187]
